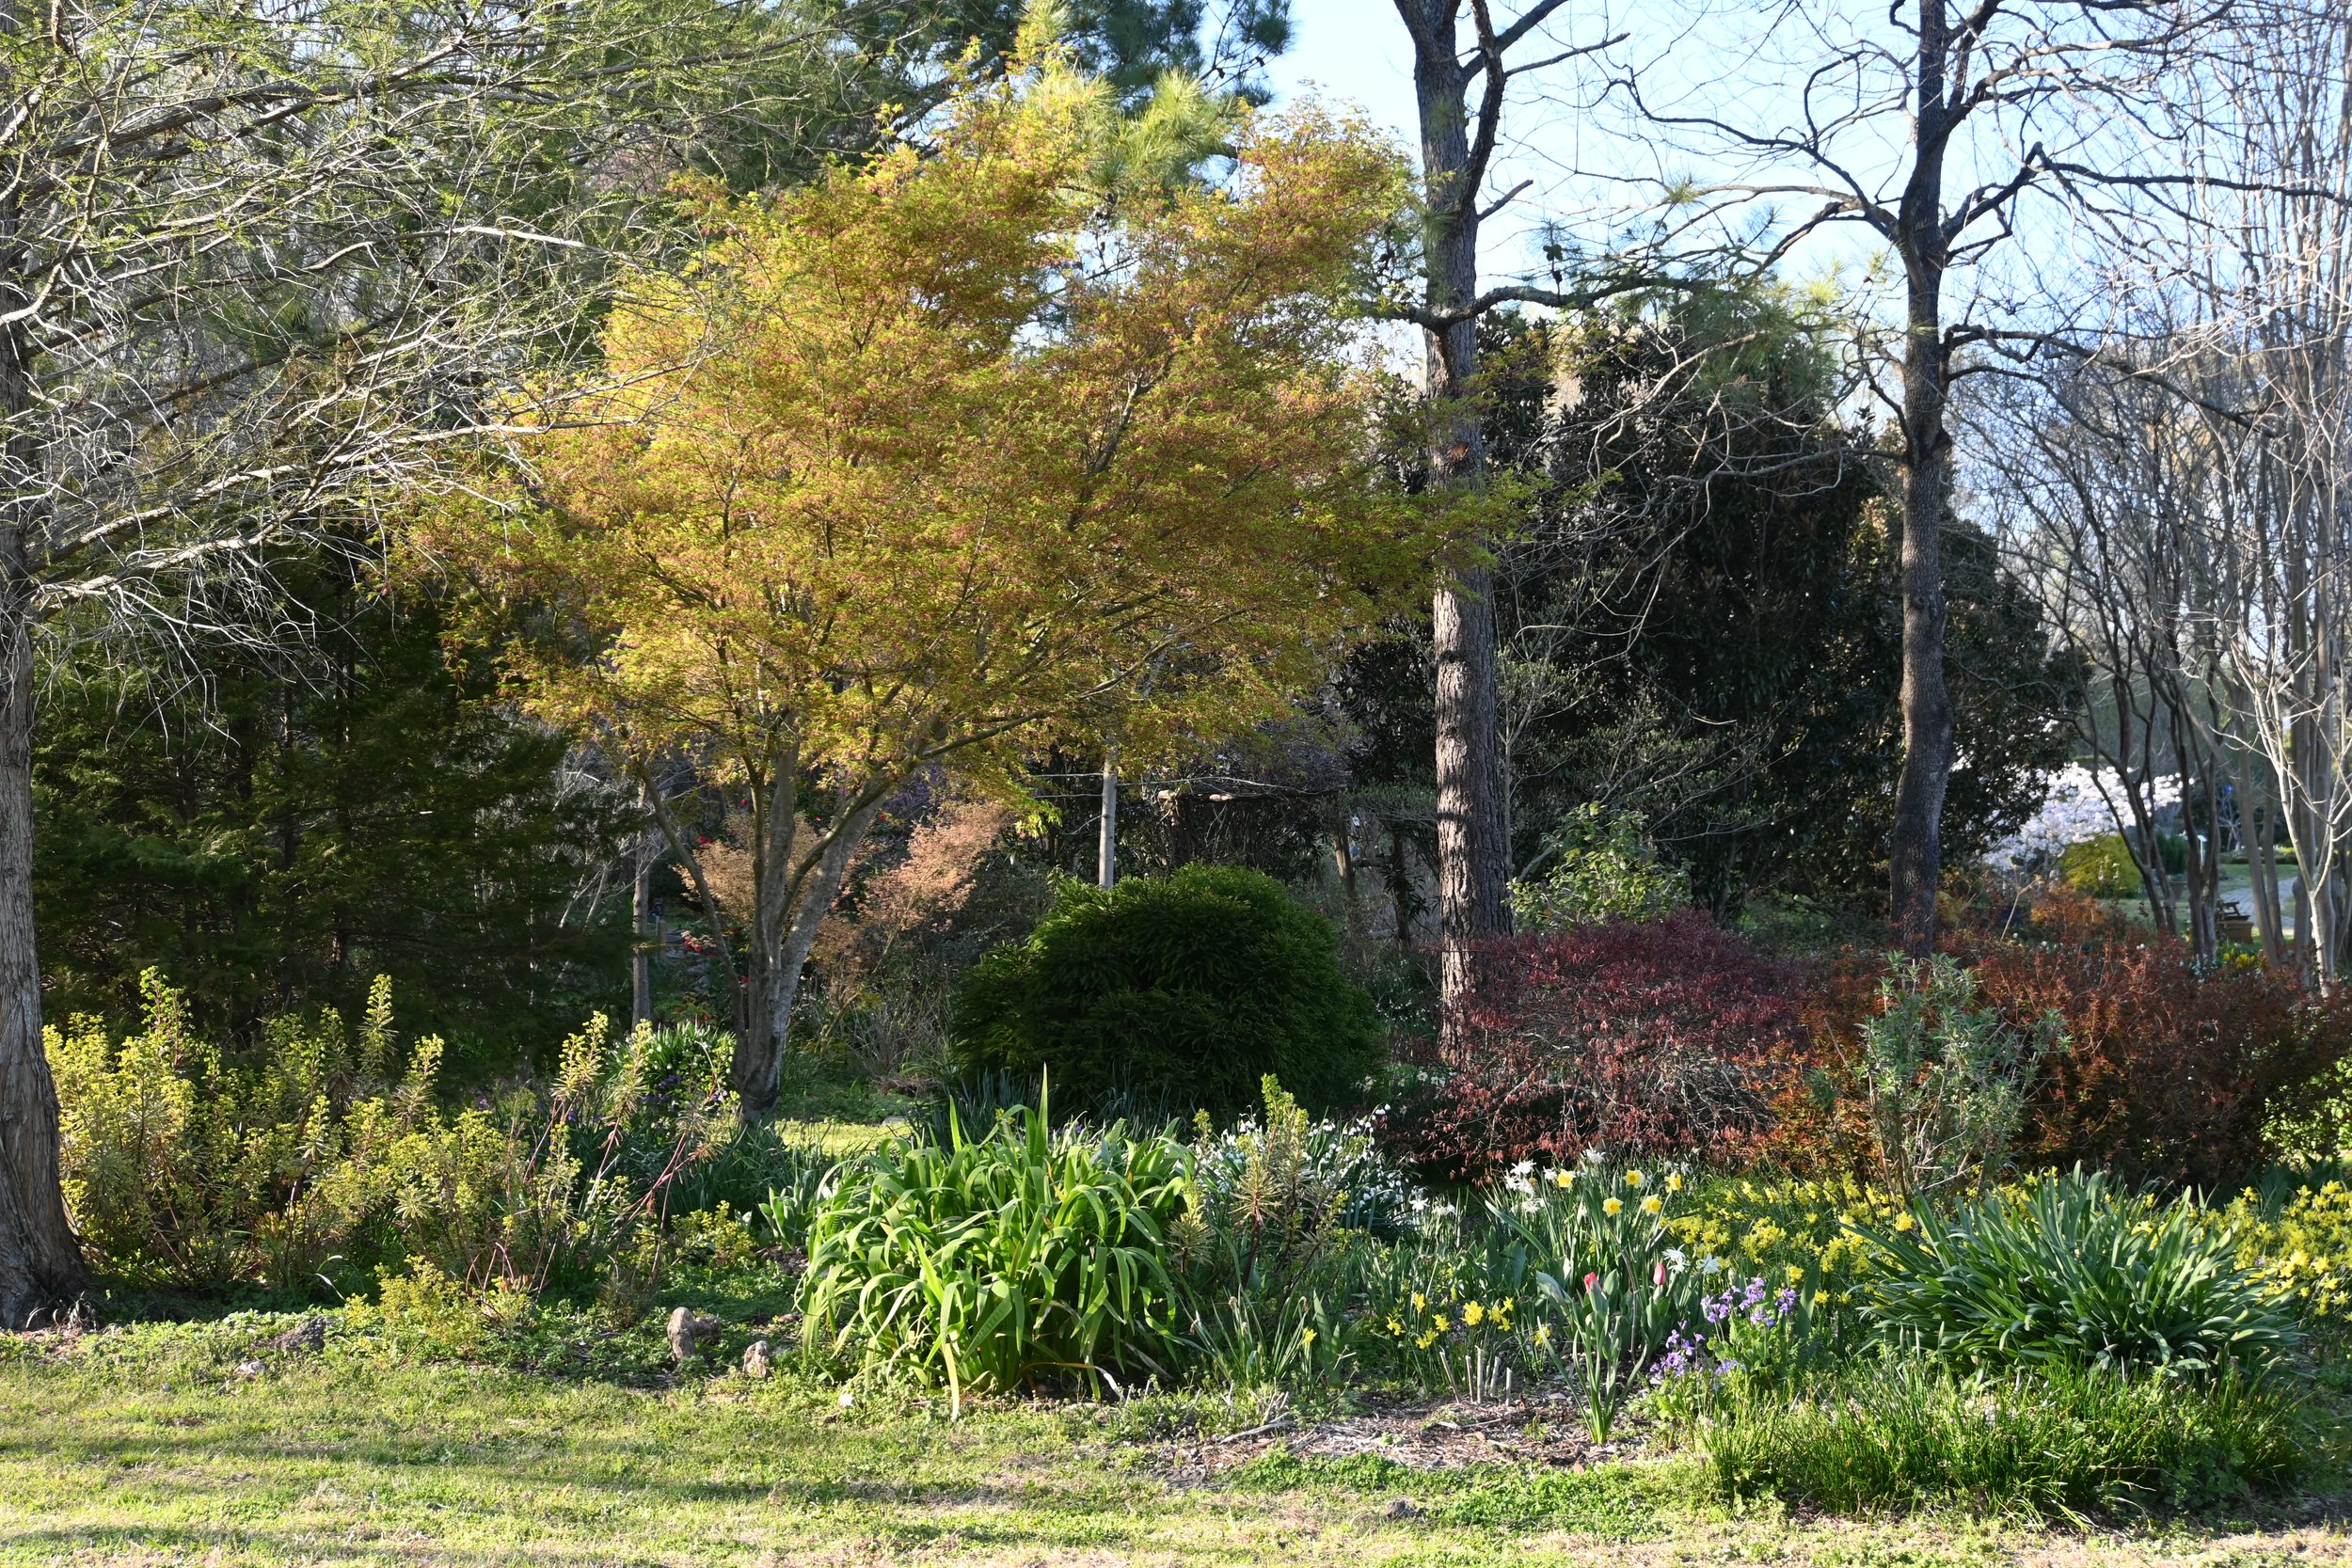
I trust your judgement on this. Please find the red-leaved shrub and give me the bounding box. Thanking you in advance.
[1389,913,1811,1180]
[1777,894,2352,1191]
[1960,920,2349,1191]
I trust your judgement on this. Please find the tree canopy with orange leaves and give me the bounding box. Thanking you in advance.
[431,40,1436,1110]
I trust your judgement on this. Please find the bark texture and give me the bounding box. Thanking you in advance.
[1405,0,1515,1013]
[0,612,85,1328]
[0,133,86,1318]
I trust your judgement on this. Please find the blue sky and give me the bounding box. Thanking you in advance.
[1254,3,1960,305]
[1265,0,1421,145]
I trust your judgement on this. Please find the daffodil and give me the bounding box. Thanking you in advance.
[1642,1196,1662,1214]
[1604,1196,1624,1215]
[1463,1301,1485,1326]
[1626,1170,1646,1187]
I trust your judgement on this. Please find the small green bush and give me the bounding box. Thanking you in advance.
[2058,833,2169,896]
[1507,804,1689,931]
[1861,1171,2299,1373]
[949,864,1382,1117]
[1857,955,2064,1198]
[1698,1361,2308,1517]
[1169,1078,1396,1390]
[796,1093,1190,1401]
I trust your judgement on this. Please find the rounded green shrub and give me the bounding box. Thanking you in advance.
[950,864,1383,1117]
[2058,834,2143,896]
[2058,831,2186,896]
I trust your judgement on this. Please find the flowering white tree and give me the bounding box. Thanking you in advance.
[1984,765,2182,878]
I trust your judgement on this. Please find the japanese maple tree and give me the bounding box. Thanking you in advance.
[436,44,1430,1110]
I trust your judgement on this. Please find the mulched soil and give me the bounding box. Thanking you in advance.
[1158,1391,1652,1482]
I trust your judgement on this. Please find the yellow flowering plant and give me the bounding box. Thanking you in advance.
[2227,1179,2352,1327]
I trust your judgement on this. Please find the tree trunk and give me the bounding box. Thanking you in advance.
[1387,820,1419,951]
[1887,0,1957,958]
[1098,739,1119,890]
[735,764,798,1115]
[0,106,87,1319]
[734,784,889,1117]
[0,606,85,1329]
[1409,1,1513,1014]
[1331,800,1363,938]
[630,832,654,1029]
[2241,749,2286,965]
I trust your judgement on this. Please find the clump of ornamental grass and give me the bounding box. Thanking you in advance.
[1858,1169,2299,1373]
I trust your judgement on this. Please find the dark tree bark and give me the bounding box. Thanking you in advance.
[1883,1,1960,956]
[1393,0,1586,1011]
[0,135,86,1323]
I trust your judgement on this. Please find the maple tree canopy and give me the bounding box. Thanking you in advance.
[441,42,1434,811]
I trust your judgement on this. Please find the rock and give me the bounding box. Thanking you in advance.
[265,1316,327,1355]
[1384,1498,1422,1520]
[233,1359,265,1379]
[667,1306,723,1362]
[741,1338,772,1379]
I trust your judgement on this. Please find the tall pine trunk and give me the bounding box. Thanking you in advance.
[1411,2,1513,1015]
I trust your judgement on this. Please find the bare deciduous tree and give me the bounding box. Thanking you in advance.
[1607,0,2269,951]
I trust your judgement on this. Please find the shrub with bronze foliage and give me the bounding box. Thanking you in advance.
[1390,913,1810,1180]
[1774,896,2352,1192]
[1963,929,2344,1190]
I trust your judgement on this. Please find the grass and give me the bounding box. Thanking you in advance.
[3,1314,2351,1566]
[1694,1363,2312,1520]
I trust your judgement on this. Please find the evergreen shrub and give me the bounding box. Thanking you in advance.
[948,864,1382,1117]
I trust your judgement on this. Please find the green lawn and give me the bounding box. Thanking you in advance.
[4,1317,2350,1567]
